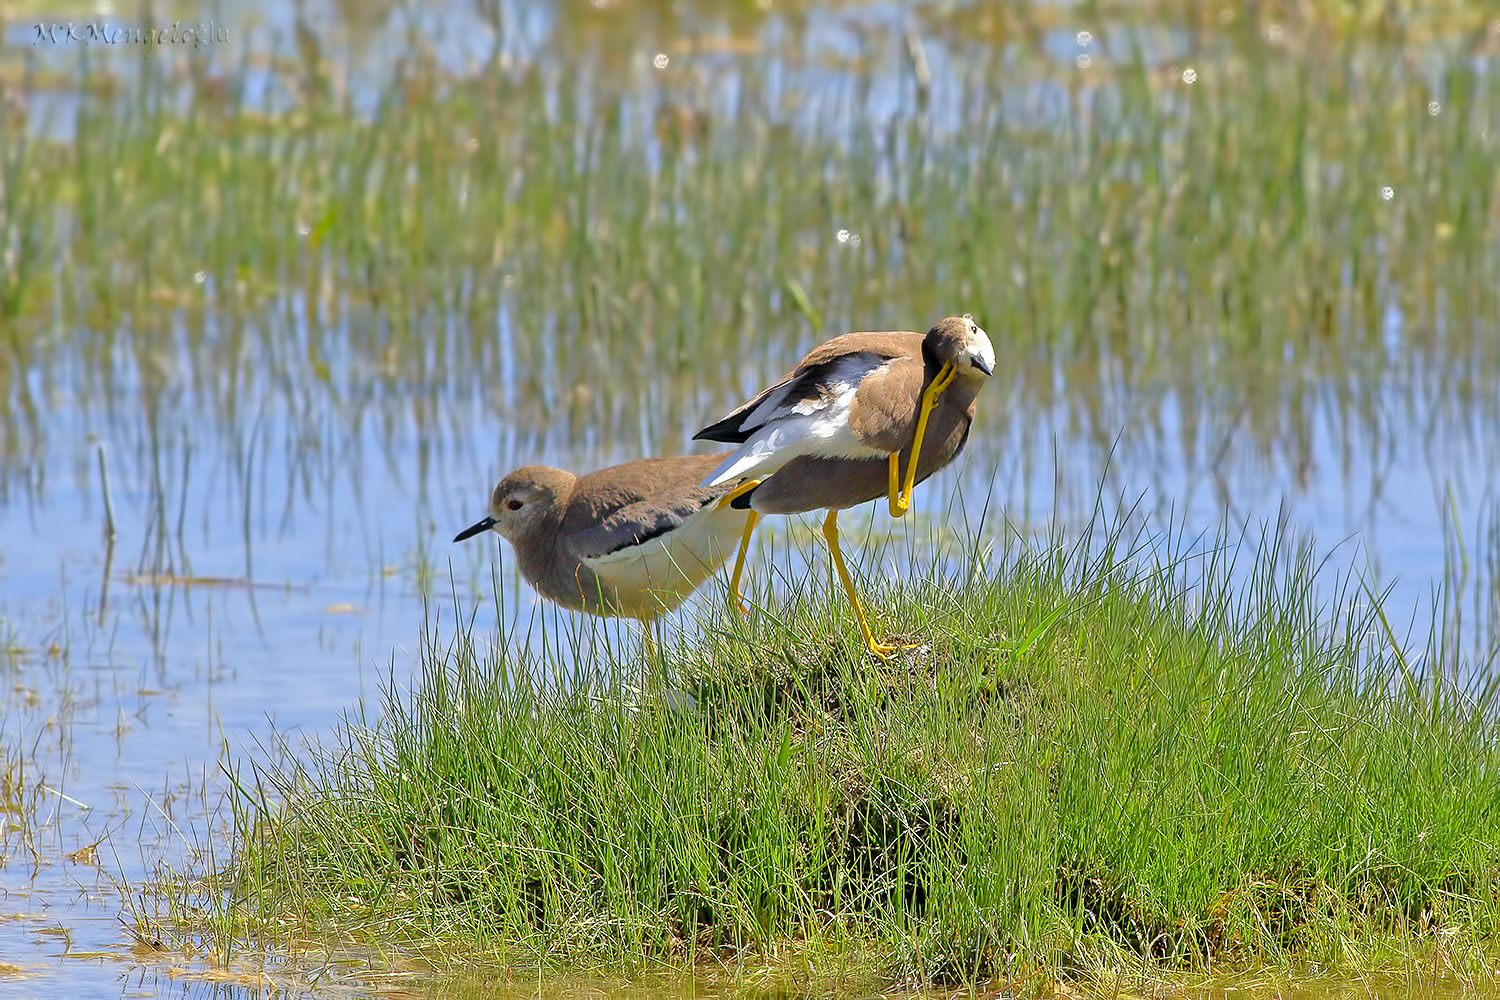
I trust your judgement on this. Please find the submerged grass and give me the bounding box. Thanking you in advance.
[1,2,1498,500]
[202,508,1500,988]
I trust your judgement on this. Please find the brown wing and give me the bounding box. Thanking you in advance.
[846,354,926,452]
[561,452,735,560]
[694,331,923,443]
[733,371,985,516]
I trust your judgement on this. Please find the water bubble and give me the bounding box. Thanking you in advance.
[653,53,669,69]
[1380,186,1394,201]
[1076,30,1092,46]
[1181,67,1197,84]
[296,221,310,236]
[193,270,206,284]
[836,229,851,243]
[1076,53,1092,69]
[1427,101,1441,116]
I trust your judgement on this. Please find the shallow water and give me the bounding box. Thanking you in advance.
[2,0,1499,996]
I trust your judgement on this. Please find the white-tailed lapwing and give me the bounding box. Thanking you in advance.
[454,453,752,647]
[694,315,995,658]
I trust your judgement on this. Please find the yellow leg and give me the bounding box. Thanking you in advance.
[728,510,759,616]
[639,619,658,660]
[716,478,763,615]
[888,361,958,517]
[822,509,918,660]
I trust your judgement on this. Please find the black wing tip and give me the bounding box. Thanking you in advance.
[693,417,748,444]
[598,517,678,557]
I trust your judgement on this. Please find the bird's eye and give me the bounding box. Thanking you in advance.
[506,499,523,511]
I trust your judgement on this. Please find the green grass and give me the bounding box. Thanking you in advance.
[198,509,1500,989]
[5,2,1499,989]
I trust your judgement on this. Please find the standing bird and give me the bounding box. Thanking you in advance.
[694,315,995,658]
[453,453,752,649]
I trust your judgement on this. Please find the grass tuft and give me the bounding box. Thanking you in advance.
[200,509,1500,987]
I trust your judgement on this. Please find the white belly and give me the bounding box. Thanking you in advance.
[579,501,749,620]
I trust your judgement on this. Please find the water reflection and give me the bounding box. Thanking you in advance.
[1,0,1498,996]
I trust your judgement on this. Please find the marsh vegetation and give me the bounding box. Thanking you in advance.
[1,0,1498,995]
[220,516,1500,988]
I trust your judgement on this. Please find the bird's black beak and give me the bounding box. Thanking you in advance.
[971,357,993,376]
[453,516,497,543]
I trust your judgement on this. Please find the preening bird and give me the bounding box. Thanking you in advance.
[694,314,995,658]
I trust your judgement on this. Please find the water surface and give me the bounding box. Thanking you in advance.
[1,0,1498,995]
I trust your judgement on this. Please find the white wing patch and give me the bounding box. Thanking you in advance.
[701,354,893,488]
[740,352,887,432]
[580,502,746,618]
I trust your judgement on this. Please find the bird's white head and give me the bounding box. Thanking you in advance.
[925,314,995,380]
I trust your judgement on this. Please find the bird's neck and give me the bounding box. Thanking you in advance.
[513,527,561,583]
[943,372,987,414]
[515,503,589,607]
[921,339,939,374]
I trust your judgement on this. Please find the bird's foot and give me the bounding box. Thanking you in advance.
[865,636,923,660]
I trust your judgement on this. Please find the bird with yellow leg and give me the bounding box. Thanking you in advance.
[694,315,995,659]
